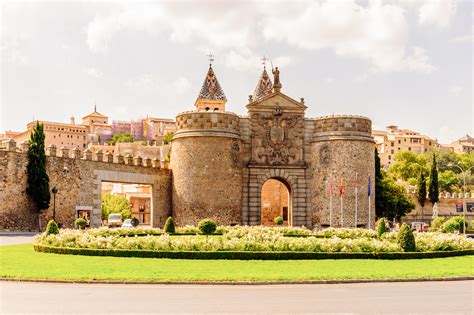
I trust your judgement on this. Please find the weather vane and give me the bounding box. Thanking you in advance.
[261,56,268,69]
[207,52,215,66]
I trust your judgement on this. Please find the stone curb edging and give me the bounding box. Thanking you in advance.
[1,277,473,286]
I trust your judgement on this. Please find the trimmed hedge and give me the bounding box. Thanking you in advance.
[33,244,474,260]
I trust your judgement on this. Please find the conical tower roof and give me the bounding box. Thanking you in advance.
[252,67,273,100]
[196,66,226,102]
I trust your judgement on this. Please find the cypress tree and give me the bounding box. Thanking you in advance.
[26,122,50,231]
[416,171,427,221]
[428,153,439,206]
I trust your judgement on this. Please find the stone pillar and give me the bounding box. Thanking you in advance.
[71,148,81,159]
[133,155,143,166]
[152,158,160,168]
[171,111,242,226]
[94,150,103,162]
[311,115,375,229]
[60,147,69,158]
[6,139,16,152]
[143,157,152,167]
[46,144,57,157]
[104,152,113,163]
[82,148,92,160]
[20,141,29,152]
[114,154,124,164]
[124,154,133,165]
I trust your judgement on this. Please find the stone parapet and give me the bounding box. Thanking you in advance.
[312,115,373,142]
[174,111,240,139]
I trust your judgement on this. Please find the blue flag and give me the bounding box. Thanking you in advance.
[368,176,371,196]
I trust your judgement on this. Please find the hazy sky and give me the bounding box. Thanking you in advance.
[1,0,472,143]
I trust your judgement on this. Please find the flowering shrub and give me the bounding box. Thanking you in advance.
[312,228,376,239]
[34,226,474,253]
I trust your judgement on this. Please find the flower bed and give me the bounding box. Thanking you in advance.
[34,226,474,259]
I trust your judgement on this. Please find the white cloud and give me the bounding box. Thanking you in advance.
[449,85,463,97]
[325,77,335,84]
[83,67,103,78]
[261,0,434,73]
[418,0,457,28]
[453,35,473,43]
[85,0,435,74]
[438,125,456,144]
[1,38,29,65]
[126,74,191,94]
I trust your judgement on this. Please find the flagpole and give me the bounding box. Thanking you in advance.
[339,177,343,228]
[355,175,358,229]
[368,195,371,230]
[340,194,343,227]
[368,175,372,230]
[329,175,333,228]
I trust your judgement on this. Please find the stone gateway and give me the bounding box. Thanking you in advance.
[0,65,375,231]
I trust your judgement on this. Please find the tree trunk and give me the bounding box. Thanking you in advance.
[37,210,41,232]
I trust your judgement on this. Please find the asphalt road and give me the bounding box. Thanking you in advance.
[0,235,37,245]
[1,280,473,314]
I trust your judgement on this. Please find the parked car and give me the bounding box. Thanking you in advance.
[121,219,134,228]
[107,213,123,228]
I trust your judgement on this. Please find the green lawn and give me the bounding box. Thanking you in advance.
[1,244,473,283]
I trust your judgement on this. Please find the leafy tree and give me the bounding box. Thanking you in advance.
[198,219,217,235]
[389,151,427,181]
[428,153,439,206]
[438,170,461,192]
[416,171,427,218]
[106,132,133,145]
[163,132,174,145]
[375,149,415,222]
[101,193,131,220]
[26,122,50,231]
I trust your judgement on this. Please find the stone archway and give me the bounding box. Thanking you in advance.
[260,178,292,226]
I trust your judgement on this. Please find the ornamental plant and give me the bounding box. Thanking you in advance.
[130,217,139,227]
[377,218,388,238]
[164,217,176,234]
[198,219,217,235]
[429,217,446,232]
[442,216,466,233]
[45,220,59,236]
[397,223,416,252]
[75,218,87,230]
[274,216,284,225]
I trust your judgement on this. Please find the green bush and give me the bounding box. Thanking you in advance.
[442,216,467,233]
[274,216,284,225]
[75,218,87,230]
[164,217,176,234]
[45,220,59,235]
[376,218,388,238]
[198,219,217,235]
[429,217,446,232]
[33,244,474,260]
[397,223,416,252]
[130,217,139,227]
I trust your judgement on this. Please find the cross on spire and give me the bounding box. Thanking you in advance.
[261,56,268,69]
[207,52,215,67]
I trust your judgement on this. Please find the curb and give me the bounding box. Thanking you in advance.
[1,277,473,286]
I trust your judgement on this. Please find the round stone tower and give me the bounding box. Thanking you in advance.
[311,115,375,228]
[171,111,242,226]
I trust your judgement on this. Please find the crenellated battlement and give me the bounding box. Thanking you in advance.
[312,115,373,142]
[0,140,169,169]
[174,111,240,139]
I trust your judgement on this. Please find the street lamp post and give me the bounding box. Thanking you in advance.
[52,186,58,221]
[447,164,474,234]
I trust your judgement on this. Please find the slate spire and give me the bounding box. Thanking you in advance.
[195,65,227,111]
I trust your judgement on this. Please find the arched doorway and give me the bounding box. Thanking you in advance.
[261,178,292,226]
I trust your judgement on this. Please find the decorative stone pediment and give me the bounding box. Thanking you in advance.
[247,92,307,114]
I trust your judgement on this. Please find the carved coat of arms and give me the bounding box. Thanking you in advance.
[255,108,300,165]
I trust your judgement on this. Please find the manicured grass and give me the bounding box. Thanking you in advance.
[1,244,473,282]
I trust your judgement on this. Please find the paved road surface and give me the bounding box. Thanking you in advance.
[0,235,36,245]
[1,280,473,314]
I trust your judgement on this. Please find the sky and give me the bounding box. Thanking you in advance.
[1,0,472,144]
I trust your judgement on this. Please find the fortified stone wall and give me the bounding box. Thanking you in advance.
[0,140,171,231]
[311,115,375,228]
[171,111,243,226]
